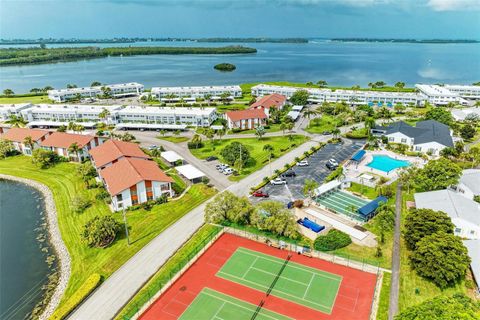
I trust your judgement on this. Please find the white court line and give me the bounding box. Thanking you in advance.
[302,274,316,299]
[242,257,259,279]
[210,301,226,320]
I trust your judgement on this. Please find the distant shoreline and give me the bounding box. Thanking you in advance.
[1,37,478,46]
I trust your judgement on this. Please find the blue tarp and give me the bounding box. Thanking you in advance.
[357,196,388,217]
[351,150,366,162]
[298,217,325,233]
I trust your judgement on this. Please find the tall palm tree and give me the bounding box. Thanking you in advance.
[280,123,286,136]
[303,108,319,128]
[68,142,81,162]
[331,128,341,138]
[6,115,27,127]
[263,144,274,175]
[204,94,212,106]
[99,108,110,122]
[23,136,35,153]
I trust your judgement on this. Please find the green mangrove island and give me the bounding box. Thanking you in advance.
[214,63,236,72]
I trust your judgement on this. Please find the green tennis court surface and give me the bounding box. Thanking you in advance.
[216,247,342,314]
[316,190,369,217]
[179,288,292,320]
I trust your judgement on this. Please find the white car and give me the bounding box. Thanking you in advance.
[216,164,229,171]
[223,168,234,175]
[271,178,287,185]
[328,159,339,167]
[297,160,309,167]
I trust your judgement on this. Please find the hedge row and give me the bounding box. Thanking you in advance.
[49,273,102,320]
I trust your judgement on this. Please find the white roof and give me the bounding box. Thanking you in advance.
[210,125,225,130]
[305,208,367,240]
[26,121,97,128]
[414,189,480,226]
[24,104,123,113]
[464,240,480,284]
[152,85,241,93]
[451,107,480,121]
[460,169,480,196]
[161,150,184,163]
[104,82,143,89]
[117,106,216,116]
[115,123,187,130]
[176,164,205,180]
[415,84,457,97]
[314,180,342,196]
[48,87,101,95]
[287,111,300,120]
[292,105,304,111]
[445,84,480,91]
[0,103,33,112]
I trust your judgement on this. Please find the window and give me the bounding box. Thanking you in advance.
[454,227,462,234]
[147,195,153,201]
[401,138,407,143]
[388,137,394,142]
[415,146,421,151]
[116,194,123,202]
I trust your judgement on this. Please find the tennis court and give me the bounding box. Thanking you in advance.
[316,190,369,217]
[217,247,342,314]
[179,288,292,320]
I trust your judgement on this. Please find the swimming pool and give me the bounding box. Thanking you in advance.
[367,155,409,173]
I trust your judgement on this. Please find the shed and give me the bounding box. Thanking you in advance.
[357,196,388,220]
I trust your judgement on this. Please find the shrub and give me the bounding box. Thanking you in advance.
[293,200,304,208]
[71,195,91,214]
[81,215,121,248]
[49,273,102,320]
[314,229,352,251]
[31,148,59,168]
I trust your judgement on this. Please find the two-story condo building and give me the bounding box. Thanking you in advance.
[416,84,470,105]
[40,132,104,162]
[89,139,150,170]
[1,127,51,155]
[371,120,454,155]
[444,84,480,100]
[100,158,173,211]
[0,103,34,121]
[249,93,287,117]
[48,83,144,102]
[224,109,267,130]
[151,85,242,100]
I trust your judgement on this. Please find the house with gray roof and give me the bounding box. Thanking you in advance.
[371,120,453,155]
[414,189,480,240]
[456,169,480,200]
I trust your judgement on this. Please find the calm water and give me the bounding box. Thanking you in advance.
[0,40,479,92]
[0,180,51,320]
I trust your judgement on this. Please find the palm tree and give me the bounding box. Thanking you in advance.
[331,128,341,138]
[204,94,212,106]
[220,92,231,105]
[263,144,274,175]
[286,122,294,132]
[68,142,81,162]
[6,115,27,127]
[205,128,215,145]
[98,108,110,122]
[364,117,376,132]
[280,123,286,136]
[303,108,319,128]
[303,179,319,198]
[23,136,35,153]
[217,128,226,140]
[255,126,266,140]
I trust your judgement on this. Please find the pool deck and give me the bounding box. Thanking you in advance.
[343,149,425,183]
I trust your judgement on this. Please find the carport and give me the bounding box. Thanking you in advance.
[161,150,184,166]
[176,164,206,183]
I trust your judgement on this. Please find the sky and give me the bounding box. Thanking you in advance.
[1,0,479,39]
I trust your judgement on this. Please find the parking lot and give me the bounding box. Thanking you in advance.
[251,139,365,205]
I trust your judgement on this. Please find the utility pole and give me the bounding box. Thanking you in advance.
[122,207,130,246]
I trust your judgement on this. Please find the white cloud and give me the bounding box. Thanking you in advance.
[426,0,480,11]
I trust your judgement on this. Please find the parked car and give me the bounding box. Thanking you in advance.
[146,145,158,150]
[328,159,339,166]
[271,178,287,185]
[297,160,309,167]
[223,168,234,175]
[281,170,296,178]
[206,156,218,162]
[216,164,228,171]
[322,131,331,135]
[326,161,338,170]
[252,190,269,198]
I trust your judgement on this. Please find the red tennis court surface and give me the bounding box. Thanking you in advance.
[139,233,377,320]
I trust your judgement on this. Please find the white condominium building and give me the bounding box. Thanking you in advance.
[444,85,480,100]
[252,84,420,106]
[0,103,34,121]
[115,106,217,127]
[151,85,242,99]
[20,104,124,127]
[48,82,144,102]
[415,84,471,105]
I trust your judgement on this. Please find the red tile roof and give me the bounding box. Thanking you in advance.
[250,93,286,109]
[100,158,173,196]
[1,127,50,142]
[40,132,95,149]
[225,108,267,122]
[89,139,150,168]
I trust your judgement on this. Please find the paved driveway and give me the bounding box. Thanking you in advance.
[251,139,365,205]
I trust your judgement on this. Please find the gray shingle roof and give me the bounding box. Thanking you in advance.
[383,120,453,147]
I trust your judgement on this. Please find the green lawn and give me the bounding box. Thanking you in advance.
[0,156,216,310]
[377,272,391,320]
[305,115,343,134]
[189,135,309,181]
[347,182,378,200]
[0,95,52,104]
[157,135,189,143]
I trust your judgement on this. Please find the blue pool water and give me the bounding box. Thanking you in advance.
[367,155,409,173]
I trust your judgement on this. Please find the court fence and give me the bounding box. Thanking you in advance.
[120,227,223,320]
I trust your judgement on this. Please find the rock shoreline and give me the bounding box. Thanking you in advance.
[0,174,71,320]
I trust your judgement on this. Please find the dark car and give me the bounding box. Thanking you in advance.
[281,170,296,178]
[322,131,331,135]
[252,190,269,198]
[326,161,338,170]
[206,156,218,162]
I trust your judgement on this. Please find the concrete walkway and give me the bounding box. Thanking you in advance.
[68,137,322,320]
[388,183,402,320]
